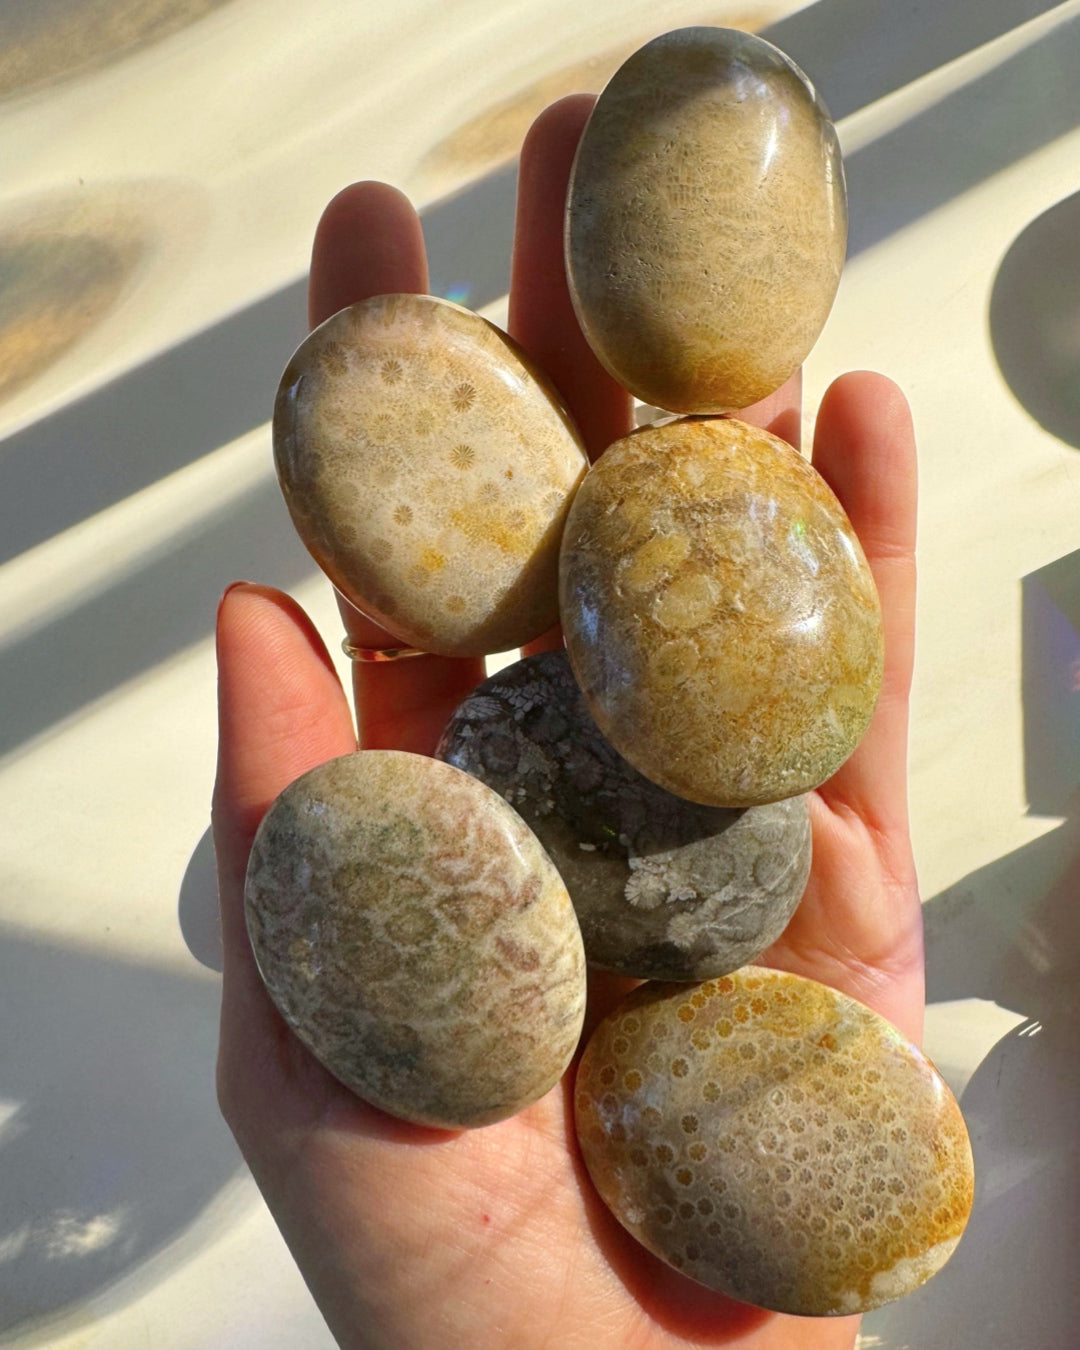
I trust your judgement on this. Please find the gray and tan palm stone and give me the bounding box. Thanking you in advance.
[437,650,811,980]
[273,292,588,656]
[559,417,884,808]
[244,750,587,1129]
[566,26,846,412]
[575,968,975,1316]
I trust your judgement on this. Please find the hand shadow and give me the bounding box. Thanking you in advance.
[0,917,242,1340]
[859,802,1080,1346]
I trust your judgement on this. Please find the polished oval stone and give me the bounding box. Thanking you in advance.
[566,27,846,413]
[273,293,588,657]
[559,417,883,806]
[575,968,975,1316]
[437,649,811,980]
[244,750,587,1129]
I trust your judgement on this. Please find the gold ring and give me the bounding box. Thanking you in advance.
[341,637,429,663]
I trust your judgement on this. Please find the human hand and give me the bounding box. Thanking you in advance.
[212,94,921,1349]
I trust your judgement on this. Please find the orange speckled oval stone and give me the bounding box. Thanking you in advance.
[273,293,588,657]
[574,968,974,1316]
[565,27,846,413]
[244,750,586,1129]
[559,417,883,807]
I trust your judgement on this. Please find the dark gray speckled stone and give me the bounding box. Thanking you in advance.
[437,651,811,980]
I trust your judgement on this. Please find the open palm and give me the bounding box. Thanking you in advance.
[212,96,921,1350]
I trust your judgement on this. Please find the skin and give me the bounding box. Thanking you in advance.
[212,95,921,1350]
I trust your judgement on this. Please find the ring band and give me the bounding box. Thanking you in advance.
[341,637,429,663]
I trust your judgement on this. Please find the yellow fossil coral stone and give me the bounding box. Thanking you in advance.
[565,26,847,412]
[574,969,975,1316]
[273,293,588,657]
[559,416,883,807]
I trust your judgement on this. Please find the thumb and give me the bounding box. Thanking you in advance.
[211,582,356,1012]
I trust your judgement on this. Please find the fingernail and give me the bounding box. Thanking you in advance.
[217,579,256,621]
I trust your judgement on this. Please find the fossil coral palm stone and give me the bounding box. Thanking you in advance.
[273,293,588,657]
[566,27,847,412]
[559,417,883,807]
[575,969,975,1316]
[244,750,587,1129]
[437,649,811,980]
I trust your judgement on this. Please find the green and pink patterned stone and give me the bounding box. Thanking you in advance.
[244,750,586,1129]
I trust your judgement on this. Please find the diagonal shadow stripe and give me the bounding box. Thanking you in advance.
[767,0,1063,122]
[1,0,1077,762]
[0,164,520,571]
[0,0,1069,568]
[0,278,306,568]
[843,7,1080,257]
[0,473,315,759]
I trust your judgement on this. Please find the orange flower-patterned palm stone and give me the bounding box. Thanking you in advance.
[574,968,974,1315]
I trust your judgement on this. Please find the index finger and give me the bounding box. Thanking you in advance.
[308,182,486,753]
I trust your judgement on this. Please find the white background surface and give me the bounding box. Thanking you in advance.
[2,0,1078,1345]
